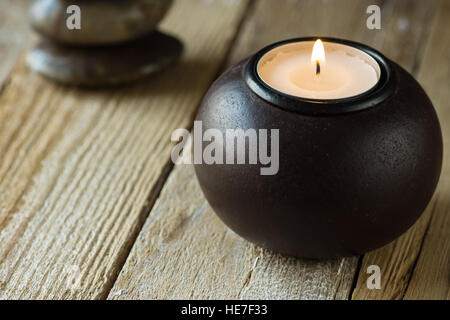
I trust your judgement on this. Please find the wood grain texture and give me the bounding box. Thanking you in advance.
[109,0,435,300]
[0,0,31,86]
[0,0,249,299]
[351,0,450,300]
[403,0,450,300]
[109,146,357,300]
[227,0,432,69]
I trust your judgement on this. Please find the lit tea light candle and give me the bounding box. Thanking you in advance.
[197,36,443,259]
[257,39,381,100]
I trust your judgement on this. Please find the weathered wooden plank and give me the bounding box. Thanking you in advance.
[109,0,435,300]
[404,186,450,300]
[109,145,358,300]
[227,0,432,68]
[351,0,449,300]
[0,0,31,86]
[0,0,249,299]
[403,0,450,300]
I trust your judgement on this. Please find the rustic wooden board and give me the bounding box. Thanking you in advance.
[351,0,450,300]
[109,146,358,300]
[0,0,249,299]
[403,0,450,300]
[109,0,437,300]
[0,0,31,86]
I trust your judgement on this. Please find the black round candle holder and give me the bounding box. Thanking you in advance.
[194,37,443,259]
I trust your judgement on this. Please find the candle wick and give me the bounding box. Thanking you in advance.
[316,61,321,76]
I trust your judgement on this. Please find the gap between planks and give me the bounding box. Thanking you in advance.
[0,0,251,299]
[97,0,257,300]
[108,0,438,300]
[352,0,449,300]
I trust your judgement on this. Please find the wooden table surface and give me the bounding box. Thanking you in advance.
[0,0,448,300]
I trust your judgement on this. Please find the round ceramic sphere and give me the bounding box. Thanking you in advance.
[194,38,443,259]
[29,0,173,45]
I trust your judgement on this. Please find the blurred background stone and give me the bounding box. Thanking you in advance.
[29,0,173,46]
[27,0,182,86]
[27,31,182,86]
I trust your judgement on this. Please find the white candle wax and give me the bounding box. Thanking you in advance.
[257,41,381,100]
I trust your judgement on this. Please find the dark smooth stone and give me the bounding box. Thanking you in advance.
[27,31,183,86]
[29,0,173,45]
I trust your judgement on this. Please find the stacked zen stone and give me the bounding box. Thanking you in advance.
[27,0,182,86]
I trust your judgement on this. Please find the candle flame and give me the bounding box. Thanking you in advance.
[311,39,326,76]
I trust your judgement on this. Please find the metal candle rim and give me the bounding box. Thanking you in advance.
[244,37,397,116]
